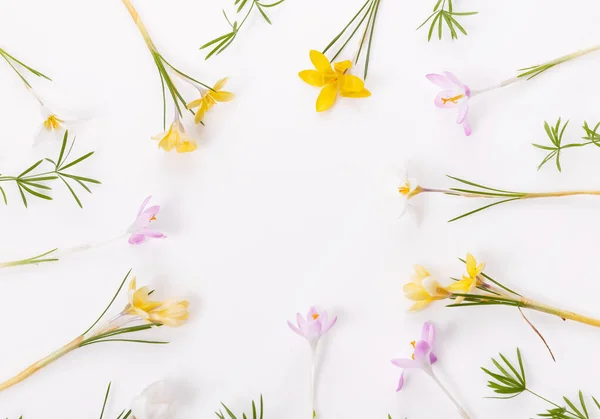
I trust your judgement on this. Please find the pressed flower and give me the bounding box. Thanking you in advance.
[391,322,470,418]
[186,77,235,124]
[446,253,484,303]
[131,380,175,419]
[128,196,166,245]
[153,120,197,153]
[403,265,450,311]
[299,50,371,112]
[0,271,188,392]
[427,72,472,136]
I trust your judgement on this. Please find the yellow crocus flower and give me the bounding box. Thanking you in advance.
[446,253,485,304]
[149,298,190,327]
[153,120,197,153]
[299,50,371,112]
[125,277,163,319]
[186,77,235,124]
[403,265,450,311]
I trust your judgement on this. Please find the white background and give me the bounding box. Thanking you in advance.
[1,0,600,418]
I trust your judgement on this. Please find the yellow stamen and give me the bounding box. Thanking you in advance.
[150,216,157,222]
[398,183,411,196]
[441,94,464,105]
[43,115,63,131]
[312,313,320,320]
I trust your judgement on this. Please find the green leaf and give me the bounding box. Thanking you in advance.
[448,197,522,223]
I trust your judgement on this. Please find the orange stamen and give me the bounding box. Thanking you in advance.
[441,94,464,105]
[150,215,157,222]
[312,313,320,320]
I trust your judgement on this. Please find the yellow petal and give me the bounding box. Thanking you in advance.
[176,139,198,153]
[213,77,229,91]
[446,278,472,293]
[334,60,352,73]
[339,74,365,92]
[403,283,430,301]
[466,253,477,277]
[186,98,204,109]
[299,70,326,87]
[194,104,207,124]
[309,50,332,73]
[315,83,338,112]
[412,265,430,283]
[408,300,431,312]
[340,88,371,98]
[211,91,235,102]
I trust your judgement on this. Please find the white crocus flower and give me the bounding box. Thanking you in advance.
[131,381,175,419]
[397,169,421,218]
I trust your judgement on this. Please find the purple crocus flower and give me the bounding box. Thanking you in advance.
[426,72,472,136]
[391,321,438,391]
[128,196,167,245]
[288,306,338,348]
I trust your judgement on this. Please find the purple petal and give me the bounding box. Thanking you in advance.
[391,358,417,369]
[287,320,303,337]
[396,372,405,392]
[413,340,431,364]
[430,352,438,364]
[322,315,338,333]
[425,73,453,89]
[434,90,460,108]
[421,321,435,347]
[462,118,472,136]
[297,313,306,332]
[443,71,464,89]
[456,101,469,124]
[137,196,152,217]
[128,233,146,245]
[305,320,323,341]
[140,228,166,239]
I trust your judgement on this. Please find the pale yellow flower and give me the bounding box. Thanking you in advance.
[446,253,485,303]
[153,120,197,153]
[124,278,190,327]
[403,265,450,311]
[299,50,371,112]
[125,277,162,319]
[186,77,235,124]
[148,298,190,327]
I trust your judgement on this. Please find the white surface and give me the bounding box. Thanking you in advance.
[1,0,600,418]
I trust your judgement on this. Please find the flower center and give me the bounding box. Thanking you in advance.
[410,341,416,360]
[398,182,411,196]
[150,215,157,222]
[43,115,63,131]
[312,313,320,320]
[441,94,464,105]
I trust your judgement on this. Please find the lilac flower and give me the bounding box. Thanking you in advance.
[288,306,338,349]
[128,196,166,245]
[391,321,437,391]
[426,72,472,136]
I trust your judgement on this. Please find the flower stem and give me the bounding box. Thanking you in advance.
[426,369,471,419]
[310,345,317,418]
[521,297,600,327]
[421,187,600,199]
[525,389,562,410]
[0,335,84,392]
[122,0,157,52]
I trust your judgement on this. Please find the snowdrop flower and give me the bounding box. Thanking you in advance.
[131,381,175,419]
[426,72,472,136]
[128,196,166,245]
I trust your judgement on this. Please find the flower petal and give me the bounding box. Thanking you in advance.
[334,60,352,73]
[412,265,430,283]
[211,91,235,102]
[391,358,417,369]
[339,74,365,93]
[309,50,332,73]
[316,84,338,112]
[456,101,469,124]
[137,196,152,216]
[213,77,229,91]
[299,70,325,87]
[425,73,453,89]
[396,372,405,392]
[408,300,430,311]
[444,71,465,89]
[412,340,431,364]
[340,88,371,98]
[403,283,430,301]
[462,118,472,136]
[288,320,302,336]
[194,106,206,124]
[186,98,204,109]
[323,315,338,333]
[421,321,435,346]
[128,233,146,245]
[430,352,438,364]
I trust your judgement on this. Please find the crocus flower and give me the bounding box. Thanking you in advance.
[426,72,472,136]
[34,106,77,146]
[299,50,371,112]
[288,306,338,348]
[391,321,437,391]
[397,169,421,217]
[186,77,235,124]
[446,253,485,304]
[131,380,175,419]
[403,265,450,311]
[128,196,166,245]
[124,277,190,327]
[153,120,197,153]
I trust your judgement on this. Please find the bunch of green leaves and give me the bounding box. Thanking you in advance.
[517,47,597,80]
[417,0,477,41]
[483,348,600,418]
[216,395,264,419]
[201,0,285,60]
[78,270,168,348]
[151,51,212,129]
[0,46,51,88]
[99,382,132,419]
[322,0,382,79]
[533,119,600,172]
[0,131,99,208]
[445,175,527,222]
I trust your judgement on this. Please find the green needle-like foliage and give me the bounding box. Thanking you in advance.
[0,47,51,88]
[201,0,285,59]
[0,131,100,208]
[417,0,477,41]
[216,395,264,419]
